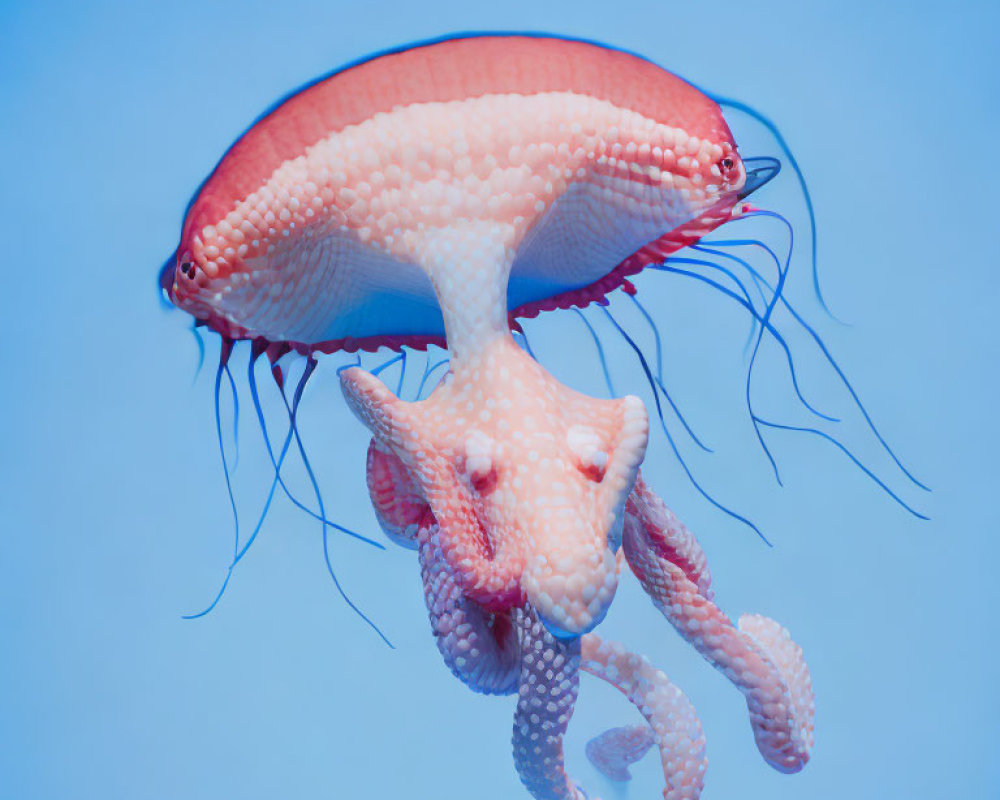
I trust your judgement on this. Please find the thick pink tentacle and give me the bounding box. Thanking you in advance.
[737,613,815,764]
[622,511,814,773]
[512,607,586,800]
[625,473,713,598]
[427,467,526,610]
[417,524,521,695]
[581,634,707,799]
[343,366,525,609]
[585,725,655,782]
[365,440,427,548]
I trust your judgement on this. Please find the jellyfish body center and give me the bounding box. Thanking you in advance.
[342,335,648,636]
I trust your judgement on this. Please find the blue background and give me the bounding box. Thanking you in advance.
[2,1,997,798]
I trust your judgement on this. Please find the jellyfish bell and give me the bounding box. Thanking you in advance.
[159,35,778,361]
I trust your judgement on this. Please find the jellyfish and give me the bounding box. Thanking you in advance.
[160,34,923,799]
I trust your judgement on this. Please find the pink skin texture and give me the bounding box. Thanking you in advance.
[355,369,814,799]
[585,725,658,783]
[164,35,814,799]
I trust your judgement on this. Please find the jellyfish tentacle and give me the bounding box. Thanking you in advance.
[280,359,394,648]
[625,474,713,598]
[513,328,538,360]
[622,486,814,773]
[365,440,427,549]
[182,341,241,620]
[623,484,813,772]
[584,725,654,782]
[736,613,815,768]
[574,308,617,397]
[428,467,526,610]
[417,522,521,695]
[580,634,707,799]
[343,362,526,609]
[752,417,929,519]
[512,606,586,800]
[620,297,713,453]
[700,232,928,493]
[703,93,833,319]
[224,363,241,467]
[246,351,383,546]
[216,339,240,557]
[416,357,450,400]
[599,304,767,543]
[651,263,928,517]
[677,247,837,422]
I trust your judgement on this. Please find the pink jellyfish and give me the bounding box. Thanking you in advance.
[161,33,921,799]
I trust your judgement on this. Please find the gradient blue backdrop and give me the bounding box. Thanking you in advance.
[2,1,997,798]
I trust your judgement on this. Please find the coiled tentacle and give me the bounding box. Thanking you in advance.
[625,474,713,598]
[418,523,521,695]
[622,495,814,773]
[581,634,707,800]
[585,725,654,782]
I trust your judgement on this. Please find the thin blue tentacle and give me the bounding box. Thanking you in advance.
[627,294,664,380]
[183,347,241,619]
[753,417,929,520]
[190,324,206,384]
[224,364,240,469]
[690,244,769,309]
[395,349,407,397]
[336,354,362,376]
[247,353,384,548]
[702,233,928,492]
[736,211,798,484]
[370,352,403,378]
[664,241,788,483]
[650,264,926,518]
[664,254,763,355]
[665,253,836,423]
[514,329,537,360]
[417,358,450,400]
[281,359,394,648]
[675,249,764,354]
[232,411,299,567]
[598,306,769,544]
[573,308,617,397]
[184,420,296,620]
[705,95,840,321]
[411,350,431,401]
[610,302,711,453]
[690,242,769,351]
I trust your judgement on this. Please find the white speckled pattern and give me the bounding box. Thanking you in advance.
[581,635,707,799]
[623,497,815,773]
[364,418,812,797]
[418,523,520,695]
[585,725,656,782]
[170,92,744,349]
[512,606,585,800]
[345,333,649,635]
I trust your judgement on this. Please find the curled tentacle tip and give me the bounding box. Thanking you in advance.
[585,724,656,782]
[737,614,815,773]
